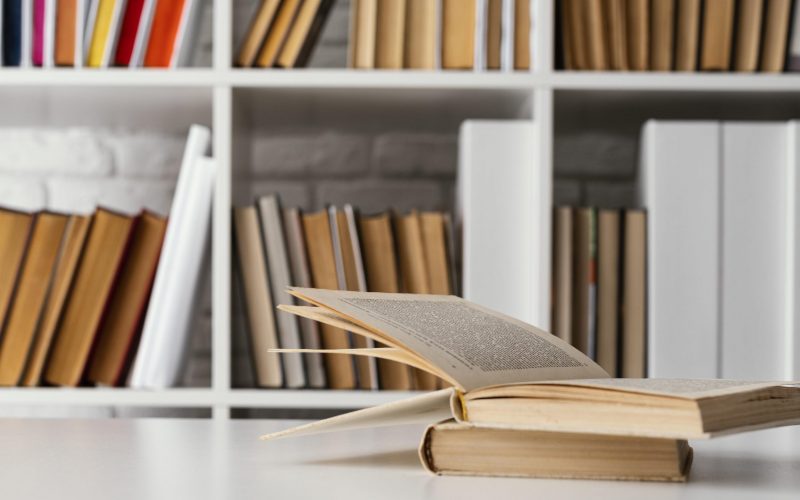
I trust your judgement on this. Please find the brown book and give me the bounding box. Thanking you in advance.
[566,0,588,69]
[420,421,693,481]
[234,206,283,388]
[404,0,436,69]
[44,209,136,387]
[22,215,91,387]
[276,0,335,68]
[0,213,68,386]
[302,210,356,389]
[236,0,283,67]
[441,0,476,69]
[604,0,629,70]
[571,208,594,357]
[55,0,77,66]
[349,0,377,69]
[622,210,647,378]
[733,0,764,72]
[585,0,607,70]
[87,212,166,386]
[552,206,572,343]
[596,209,620,376]
[760,0,793,72]
[375,0,406,69]
[419,212,451,295]
[674,0,701,71]
[627,0,650,70]
[486,0,502,69]
[560,0,575,69]
[700,0,735,70]
[513,0,531,70]
[256,0,304,67]
[0,209,35,338]
[650,0,675,71]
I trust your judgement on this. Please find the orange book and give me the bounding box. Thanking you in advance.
[143,0,186,68]
[55,0,77,66]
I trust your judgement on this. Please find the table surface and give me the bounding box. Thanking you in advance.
[0,418,799,500]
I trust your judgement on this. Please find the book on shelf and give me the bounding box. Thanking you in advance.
[275,0,335,69]
[0,209,35,334]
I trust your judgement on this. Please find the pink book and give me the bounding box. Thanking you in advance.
[33,0,45,66]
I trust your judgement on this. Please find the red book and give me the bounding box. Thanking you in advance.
[143,0,186,67]
[114,0,146,66]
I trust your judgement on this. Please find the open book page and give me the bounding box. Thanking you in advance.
[289,288,608,391]
[260,389,455,440]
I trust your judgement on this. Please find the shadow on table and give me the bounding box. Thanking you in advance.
[303,448,421,470]
[692,455,800,491]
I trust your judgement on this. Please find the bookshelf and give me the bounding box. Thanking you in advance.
[1,1,800,419]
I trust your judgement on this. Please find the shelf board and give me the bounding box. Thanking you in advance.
[0,68,223,87]
[226,390,421,409]
[551,71,800,92]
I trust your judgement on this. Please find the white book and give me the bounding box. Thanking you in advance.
[82,0,99,65]
[75,0,89,68]
[499,0,513,71]
[100,0,127,68]
[129,125,213,388]
[129,0,156,67]
[43,0,56,67]
[789,121,800,380]
[457,120,540,326]
[20,0,32,67]
[639,121,721,378]
[473,0,487,71]
[257,195,306,389]
[170,0,204,68]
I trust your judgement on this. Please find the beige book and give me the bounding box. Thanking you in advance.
[627,0,649,70]
[375,0,406,69]
[571,208,593,356]
[256,0,304,67]
[404,0,436,69]
[486,0,502,69]
[733,0,764,72]
[419,212,451,295]
[566,0,587,69]
[700,0,735,71]
[650,0,675,71]
[513,0,530,70]
[276,0,334,68]
[604,0,629,70]
[349,0,377,69]
[236,0,282,67]
[674,0,701,71]
[441,0,476,69]
[0,209,35,334]
[596,209,620,377]
[265,288,800,443]
[584,0,607,70]
[420,421,693,481]
[759,0,793,72]
[622,209,646,378]
[552,207,572,343]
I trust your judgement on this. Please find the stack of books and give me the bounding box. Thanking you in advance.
[0,124,213,388]
[234,196,456,390]
[1,0,205,68]
[551,207,647,378]
[559,0,800,72]
[264,288,800,481]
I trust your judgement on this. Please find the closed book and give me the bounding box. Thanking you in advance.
[404,0,436,69]
[674,0,700,71]
[170,0,205,67]
[596,209,620,376]
[604,0,628,70]
[257,196,306,389]
[128,0,156,67]
[44,208,136,387]
[2,0,22,66]
[301,210,357,389]
[86,211,166,386]
[571,208,595,357]
[560,0,577,69]
[55,0,78,66]
[32,0,45,66]
[733,0,764,72]
[143,0,185,67]
[21,215,92,387]
[552,207,572,343]
[621,209,646,378]
[358,212,413,390]
[584,0,606,70]
[0,209,35,336]
[375,0,405,69]
[255,0,303,67]
[114,0,146,66]
[441,0,476,69]
[420,421,692,481]
[0,213,68,386]
[275,0,335,68]
[86,0,125,67]
[700,0,735,70]
[419,212,452,295]
[234,206,283,388]
[650,0,675,71]
[236,0,282,67]
[627,0,649,70]
[486,0,502,69]
[512,0,530,70]
[348,0,377,69]
[789,2,800,70]
[759,0,793,72]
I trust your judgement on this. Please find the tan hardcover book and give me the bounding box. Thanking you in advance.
[604,0,629,70]
[513,0,531,70]
[44,209,136,387]
[55,0,77,66]
[302,210,357,389]
[419,212,451,295]
[760,0,793,72]
[375,0,406,69]
[560,0,574,69]
[596,209,620,377]
[585,0,607,70]
[733,0,764,72]
[0,209,34,336]
[441,0,476,69]
[358,213,413,390]
[622,209,646,378]
[627,0,650,70]
[552,207,572,343]
[404,0,436,69]
[486,0,502,69]
[0,213,68,386]
[650,0,675,71]
[420,421,693,481]
[700,0,735,70]
[276,0,334,68]
[236,0,283,67]
[571,208,594,356]
[22,215,91,387]
[234,207,283,388]
[566,0,588,69]
[87,211,166,386]
[349,0,377,69]
[674,0,701,71]
[256,0,304,67]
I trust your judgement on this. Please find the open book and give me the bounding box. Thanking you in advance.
[264,288,800,440]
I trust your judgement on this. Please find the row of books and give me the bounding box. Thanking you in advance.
[559,0,800,72]
[0,125,213,388]
[551,207,647,379]
[234,196,456,390]
[1,0,204,68]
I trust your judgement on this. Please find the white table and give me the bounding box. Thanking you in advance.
[0,418,798,499]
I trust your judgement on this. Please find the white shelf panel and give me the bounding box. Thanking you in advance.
[227,390,422,409]
[0,68,222,87]
[551,71,800,92]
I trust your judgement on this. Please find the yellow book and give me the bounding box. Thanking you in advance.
[87,0,116,68]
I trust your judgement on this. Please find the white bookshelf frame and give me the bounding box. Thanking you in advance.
[1,1,799,419]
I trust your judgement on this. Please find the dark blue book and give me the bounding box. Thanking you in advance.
[2,0,22,66]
